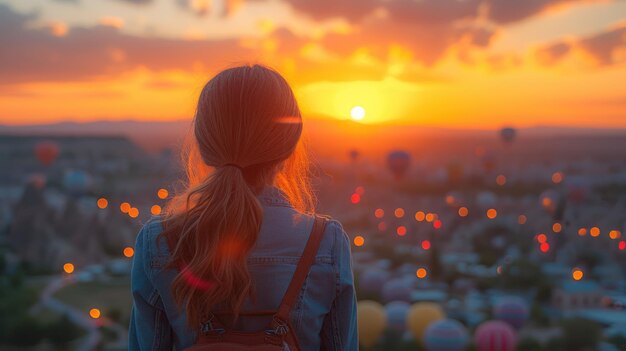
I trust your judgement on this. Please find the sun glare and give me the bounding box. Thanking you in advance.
[350,106,366,121]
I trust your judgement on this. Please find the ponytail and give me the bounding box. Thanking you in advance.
[159,64,315,329]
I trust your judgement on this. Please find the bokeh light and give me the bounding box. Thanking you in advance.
[374,208,384,219]
[351,193,361,204]
[609,230,621,240]
[354,236,365,247]
[394,208,405,218]
[97,198,108,209]
[157,188,169,199]
[421,240,431,250]
[415,211,425,221]
[518,215,527,224]
[552,172,564,184]
[128,207,139,218]
[590,227,600,237]
[416,268,428,279]
[151,205,162,215]
[458,207,469,217]
[63,263,74,274]
[120,202,131,213]
[89,308,101,319]
[496,174,507,186]
[486,208,497,219]
[578,228,588,236]
[572,268,584,281]
[433,220,442,229]
[396,226,407,236]
[123,247,135,258]
[425,213,435,222]
[552,223,562,233]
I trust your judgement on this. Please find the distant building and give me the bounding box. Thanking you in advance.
[552,280,603,310]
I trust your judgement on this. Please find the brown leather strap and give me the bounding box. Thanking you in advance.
[273,215,327,325]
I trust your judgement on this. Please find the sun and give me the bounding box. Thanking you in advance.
[350,106,366,121]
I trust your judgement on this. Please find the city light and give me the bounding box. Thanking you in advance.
[97,198,108,209]
[157,188,169,199]
[394,208,405,218]
[63,263,74,274]
[374,208,384,219]
[354,236,365,247]
[89,308,101,319]
[123,247,135,258]
[458,207,469,217]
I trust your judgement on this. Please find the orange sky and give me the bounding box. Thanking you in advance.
[0,0,625,128]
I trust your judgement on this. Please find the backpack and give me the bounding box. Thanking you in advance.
[184,215,328,351]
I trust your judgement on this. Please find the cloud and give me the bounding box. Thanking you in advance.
[535,23,626,66]
[578,24,626,65]
[535,42,571,65]
[0,4,251,84]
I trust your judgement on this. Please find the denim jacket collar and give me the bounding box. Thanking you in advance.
[256,185,293,208]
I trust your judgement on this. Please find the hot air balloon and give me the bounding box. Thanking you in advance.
[358,269,389,296]
[424,319,469,351]
[565,177,590,205]
[446,161,464,185]
[349,149,360,162]
[500,127,516,145]
[476,191,497,209]
[539,189,566,221]
[493,296,529,330]
[387,150,411,179]
[385,301,410,332]
[406,302,445,342]
[63,169,92,195]
[34,141,60,167]
[357,300,387,348]
[481,151,497,173]
[474,320,517,351]
[382,278,413,303]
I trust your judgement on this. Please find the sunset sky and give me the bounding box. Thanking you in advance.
[0,0,625,128]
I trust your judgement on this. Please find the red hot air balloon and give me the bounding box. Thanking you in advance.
[387,150,411,179]
[34,141,60,167]
[474,320,517,351]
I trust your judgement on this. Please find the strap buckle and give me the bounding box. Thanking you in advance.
[267,317,289,336]
[201,313,225,335]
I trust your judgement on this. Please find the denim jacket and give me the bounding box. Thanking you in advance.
[128,185,359,351]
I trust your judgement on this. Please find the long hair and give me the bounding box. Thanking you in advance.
[160,64,315,329]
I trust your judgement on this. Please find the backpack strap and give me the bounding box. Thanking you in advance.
[270,215,328,331]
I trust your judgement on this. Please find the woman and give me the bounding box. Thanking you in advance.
[129,64,358,350]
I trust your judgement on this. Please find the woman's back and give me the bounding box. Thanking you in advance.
[129,185,358,350]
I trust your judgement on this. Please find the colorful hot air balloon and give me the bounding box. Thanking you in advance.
[387,150,411,179]
[349,149,360,162]
[357,300,387,348]
[382,278,413,303]
[500,127,516,144]
[424,319,469,351]
[358,269,389,296]
[63,169,92,195]
[474,320,517,351]
[385,301,410,332]
[406,302,445,342]
[493,296,529,330]
[34,141,60,167]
